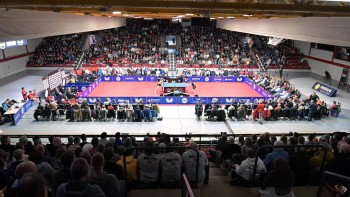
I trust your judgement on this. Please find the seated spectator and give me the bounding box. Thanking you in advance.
[221,137,242,167]
[182,142,208,185]
[9,149,25,171]
[103,147,124,181]
[160,144,182,189]
[325,142,350,177]
[89,152,124,197]
[117,147,138,188]
[137,141,160,189]
[264,140,289,170]
[260,157,294,197]
[56,158,105,197]
[234,148,266,182]
[28,150,55,189]
[51,151,74,194]
[99,132,109,146]
[5,161,37,197]
[17,173,48,197]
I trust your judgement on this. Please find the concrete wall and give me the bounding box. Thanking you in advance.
[0,38,42,79]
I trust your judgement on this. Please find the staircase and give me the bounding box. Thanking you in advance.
[168,52,176,76]
[128,162,318,197]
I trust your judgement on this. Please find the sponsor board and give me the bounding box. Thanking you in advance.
[312,82,337,97]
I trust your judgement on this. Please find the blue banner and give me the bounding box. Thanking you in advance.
[13,100,32,125]
[84,96,275,104]
[312,82,337,97]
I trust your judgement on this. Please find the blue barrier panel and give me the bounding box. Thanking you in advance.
[13,100,32,125]
[312,82,337,97]
[161,97,176,104]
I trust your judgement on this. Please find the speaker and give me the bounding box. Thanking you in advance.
[191,17,211,27]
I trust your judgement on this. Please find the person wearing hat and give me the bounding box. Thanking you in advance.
[182,142,208,186]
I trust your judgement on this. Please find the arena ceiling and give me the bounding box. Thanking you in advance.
[1,0,350,19]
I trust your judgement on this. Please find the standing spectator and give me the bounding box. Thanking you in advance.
[160,144,182,189]
[99,132,109,146]
[68,137,81,153]
[103,147,124,181]
[51,151,74,194]
[137,142,160,189]
[308,100,317,121]
[88,153,124,197]
[114,132,124,149]
[256,101,265,124]
[182,142,208,185]
[56,158,105,197]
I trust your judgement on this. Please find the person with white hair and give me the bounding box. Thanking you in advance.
[263,140,289,170]
[182,142,208,185]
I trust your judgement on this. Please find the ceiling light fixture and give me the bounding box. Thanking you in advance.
[227,16,235,19]
[185,13,194,16]
[177,15,184,18]
[218,17,224,19]
[134,16,142,18]
[112,11,121,14]
[243,14,253,17]
[210,17,216,20]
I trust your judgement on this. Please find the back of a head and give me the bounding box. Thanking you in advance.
[29,150,44,164]
[19,136,28,145]
[189,142,197,149]
[80,150,92,165]
[145,141,154,155]
[53,137,61,146]
[92,152,105,169]
[15,161,37,179]
[101,132,107,139]
[68,136,74,144]
[228,136,235,144]
[73,136,81,145]
[115,132,121,139]
[103,147,114,161]
[17,173,47,197]
[61,151,75,169]
[80,134,87,142]
[91,137,99,147]
[246,148,256,158]
[274,140,284,151]
[71,158,89,181]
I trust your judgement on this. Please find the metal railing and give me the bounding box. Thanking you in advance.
[122,146,200,188]
[316,171,350,197]
[182,174,195,197]
[252,144,329,183]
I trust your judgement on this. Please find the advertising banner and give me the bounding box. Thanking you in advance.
[13,100,32,125]
[312,82,337,97]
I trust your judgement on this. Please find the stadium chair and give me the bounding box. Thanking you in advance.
[125,109,133,122]
[117,109,126,122]
[51,110,58,121]
[99,109,107,121]
[58,109,65,120]
[107,110,116,120]
[133,109,143,122]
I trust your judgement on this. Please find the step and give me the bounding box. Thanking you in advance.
[128,189,201,197]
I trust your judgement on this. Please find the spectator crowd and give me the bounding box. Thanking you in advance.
[0,131,350,197]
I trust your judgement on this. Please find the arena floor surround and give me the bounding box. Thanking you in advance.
[87,82,262,97]
[0,71,349,136]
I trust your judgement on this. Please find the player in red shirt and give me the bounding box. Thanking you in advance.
[21,87,27,101]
